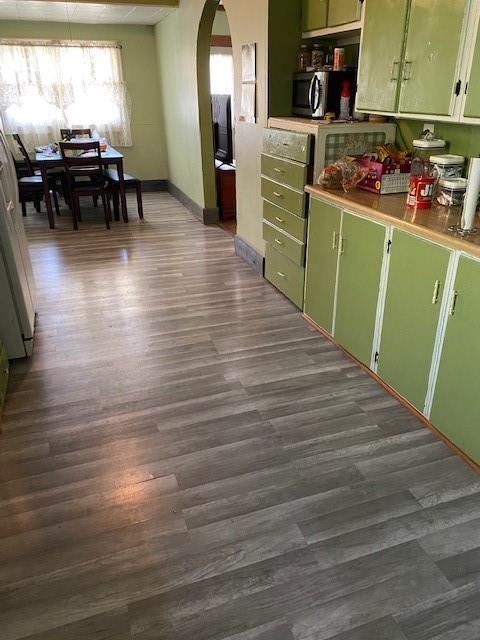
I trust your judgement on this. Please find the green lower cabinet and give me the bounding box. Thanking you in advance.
[304,198,341,334]
[378,231,451,411]
[265,244,305,309]
[327,0,361,26]
[261,177,306,218]
[263,222,305,266]
[0,342,9,417]
[430,256,480,464]
[334,212,386,367]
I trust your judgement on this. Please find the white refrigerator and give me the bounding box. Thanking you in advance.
[0,127,36,359]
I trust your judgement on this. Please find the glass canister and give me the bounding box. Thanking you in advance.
[436,177,468,206]
[297,45,312,72]
[412,138,446,161]
[311,44,324,70]
[430,154,465,178]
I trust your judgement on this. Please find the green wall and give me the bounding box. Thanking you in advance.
[0,20,167,181]
[397,118,480,161]
[212,9,230,36]
[154,1,215,209]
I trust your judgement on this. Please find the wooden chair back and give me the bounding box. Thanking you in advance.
[59,141,103,182]
[12,133,35,176]
[60,128,92,140]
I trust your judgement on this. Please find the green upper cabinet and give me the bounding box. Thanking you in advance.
[378,231,451,412]
[430,256,480,465]
[356,0,408,113]
[463,11,480,119]
[304,198,342,334]
[334,212,386,367]
[327,0,361,26]
[302,0,328,31]
[398,0,469,116]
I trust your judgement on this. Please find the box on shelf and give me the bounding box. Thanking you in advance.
[357,157,412,195]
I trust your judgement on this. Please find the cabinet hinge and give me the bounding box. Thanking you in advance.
[455,80,462,97]
[465,82,469,95]
[386,239,392,254]
[374,351,379,364]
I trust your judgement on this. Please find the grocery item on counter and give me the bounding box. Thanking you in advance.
[357,143,412,195]
[311,44,324,70]
[297,45,312,72]
[318,159,369,193]
[407,157,436,209]
[333,47,345,71]
[436,177,467,206]
[339,81,351,120]
[430,154,465,178]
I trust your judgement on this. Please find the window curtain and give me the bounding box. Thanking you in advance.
[210,48,234,97]
[0,39,132,150]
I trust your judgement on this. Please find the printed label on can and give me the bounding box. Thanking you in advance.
[407,176,435,209]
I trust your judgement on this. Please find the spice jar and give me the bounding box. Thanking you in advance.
[297,45,312,72]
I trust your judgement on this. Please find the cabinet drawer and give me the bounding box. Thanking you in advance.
[263,221,305,266]
[261,177,306,217]
[265,244,305,309]
[263,128,311,164]
[261,154,307,191]
[263,200,306,242]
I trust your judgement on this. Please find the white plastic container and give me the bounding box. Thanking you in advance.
[436,177,467,206]
[430,154,465,178]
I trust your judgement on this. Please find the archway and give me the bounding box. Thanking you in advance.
[197,0,236,229]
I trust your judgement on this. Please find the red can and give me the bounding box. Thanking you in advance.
[407,175,435,209]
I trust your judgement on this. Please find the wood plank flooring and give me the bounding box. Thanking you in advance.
[1,193,479,639]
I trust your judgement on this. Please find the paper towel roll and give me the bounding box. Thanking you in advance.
[461,157,480,230]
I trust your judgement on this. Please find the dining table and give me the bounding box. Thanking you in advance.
[35,145,129,229]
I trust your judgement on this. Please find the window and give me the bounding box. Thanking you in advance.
[0,39,132,148]
[210,48,234,97]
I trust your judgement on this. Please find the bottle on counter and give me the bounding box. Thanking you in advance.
[407,156,436,209]
[297,45,312,72]
[339,80,351,120]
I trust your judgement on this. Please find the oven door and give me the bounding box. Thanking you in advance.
[292,73,314,116]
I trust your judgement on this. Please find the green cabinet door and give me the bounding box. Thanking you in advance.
[335,212,386,367]
[430,257,480,464]
[356,0,408,113]
[304,198,342,334]
[302,0,328,31]
[327,0,360,26]
[378,231,451,412]
[398,0,468,115]
[464,24,480,118]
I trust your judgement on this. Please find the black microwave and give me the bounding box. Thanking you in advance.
[292,70,357,119]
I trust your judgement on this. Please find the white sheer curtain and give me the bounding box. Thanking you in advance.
[210,48,234,97]
[0,39,132,149]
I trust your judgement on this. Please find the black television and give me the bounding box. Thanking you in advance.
[212,94,233,164]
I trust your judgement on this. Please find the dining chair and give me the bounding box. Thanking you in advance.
[60,128,92,140]
[12,134,60,218]
[60,141,111,230]
[105,169,144,221]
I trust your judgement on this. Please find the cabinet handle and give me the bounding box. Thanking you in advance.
[275,216,285,224]
[277,271,286,278]
[403,61,413,81]
[332,231,338,250]
[339,237,346,254]
[274,238,284,246]
[431,280,440,305]
[273,167,284,173]
[449,290,458,316]
[273,191,283,198]
[282,142,290,146]
[391,60,400,81]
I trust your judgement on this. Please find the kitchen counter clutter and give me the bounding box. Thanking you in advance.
[302,184,480,466]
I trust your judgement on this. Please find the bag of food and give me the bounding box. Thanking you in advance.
[318,159,369,193]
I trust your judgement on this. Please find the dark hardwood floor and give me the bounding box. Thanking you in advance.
[1,193,479,639]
